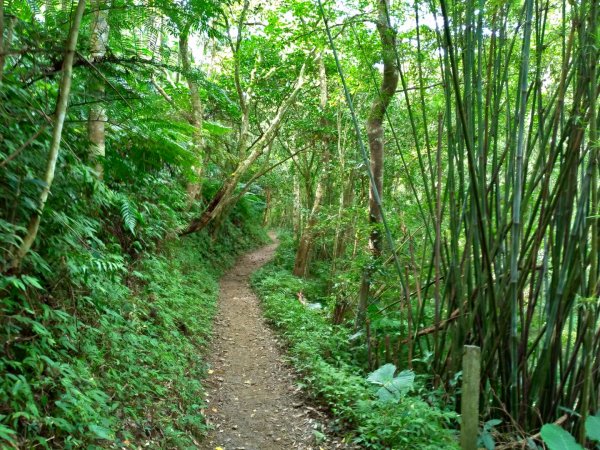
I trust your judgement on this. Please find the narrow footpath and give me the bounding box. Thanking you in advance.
[201,234,337,450]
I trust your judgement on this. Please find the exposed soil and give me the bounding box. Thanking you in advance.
[201,234,342,450]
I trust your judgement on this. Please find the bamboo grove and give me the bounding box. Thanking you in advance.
[426,0,599,434]
[270,0,600,441]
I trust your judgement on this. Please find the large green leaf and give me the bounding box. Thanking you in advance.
[367,363,396,385]
[586,415,600,442]
[540,424,583,450]
[389,370,415,393]
[367,364,414,402]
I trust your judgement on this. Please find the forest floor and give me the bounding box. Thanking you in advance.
[200,233,344,450]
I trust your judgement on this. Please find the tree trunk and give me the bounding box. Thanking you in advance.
[0,3,14,83]
[293,160,327,276]
[88,0,109,178]
[8,0,87,270]
[182,59,308,235]
[262,187,271,226]
[180,25,205,203]
[293,172,302,236]
[293,55,330,277]
[355,0,399,329]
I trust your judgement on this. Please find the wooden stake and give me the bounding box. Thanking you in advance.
[461,345,481,450]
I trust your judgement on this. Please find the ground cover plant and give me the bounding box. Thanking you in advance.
[1,181,266,448]
[252,234,459,449]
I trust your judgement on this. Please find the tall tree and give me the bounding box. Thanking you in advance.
[355,0,398,328]
[88,0,109,178]
[293,54,330,277]
[179,22,205,202]
[8,0,87,270]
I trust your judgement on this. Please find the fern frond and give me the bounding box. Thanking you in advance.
[119,198,138,235]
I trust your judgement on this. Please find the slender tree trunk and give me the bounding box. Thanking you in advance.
[580,0,598,440]
[8,0,87,270]
[292,155,328,276]
[293,172,302,237]
[263,187,271,226]
[0,3,14,83]
[293,55,330,277]
[180,25,205,203]
[434,113,443,368]
[88,0,109,178]
[356,0,399,329]
[182,1,311,235]
[0,3,15,83]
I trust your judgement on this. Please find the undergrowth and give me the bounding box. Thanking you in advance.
[1,167,267,448]
[251,233,459,450]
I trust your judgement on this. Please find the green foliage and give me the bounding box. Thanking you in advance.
[0,91,267,449]
[0,213,265,448]
[4,0,598,447]
[366,364,415,402]
[251,243,459,449]
[540,417,600,450]
[586,415,600,443]
[540,425,584,450]
[477,419,503,450]
[265,0,600,440]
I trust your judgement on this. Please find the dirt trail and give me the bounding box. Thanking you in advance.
[201,234,332,450]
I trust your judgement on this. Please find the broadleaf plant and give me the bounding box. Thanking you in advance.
[366,363,415,403]
[540,417,600,450]
[540,425,583,450]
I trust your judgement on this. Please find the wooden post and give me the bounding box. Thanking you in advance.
[461,345,481,450]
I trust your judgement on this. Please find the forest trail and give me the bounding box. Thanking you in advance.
[201,233,331,450]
